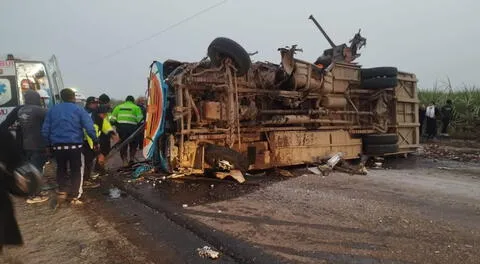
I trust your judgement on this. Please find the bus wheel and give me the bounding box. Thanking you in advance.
[204,144,248,174]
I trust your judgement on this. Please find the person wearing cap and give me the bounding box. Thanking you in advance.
[110,95,144,166]
[85,96,99,114]
[0,90,50,204]
[82,105,119,188]
[96,94,113,173]
[99,93,111,109]
[41,88,98,205]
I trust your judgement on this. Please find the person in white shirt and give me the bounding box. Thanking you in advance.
[425,101,437,139]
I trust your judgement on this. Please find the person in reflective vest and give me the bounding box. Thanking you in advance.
[110,95,143,166]
[82,105,119,188]
[96,94,113,173]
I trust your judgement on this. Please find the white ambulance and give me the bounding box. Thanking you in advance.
[0,54,65,124]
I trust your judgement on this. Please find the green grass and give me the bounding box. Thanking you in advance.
[418,79,480,139]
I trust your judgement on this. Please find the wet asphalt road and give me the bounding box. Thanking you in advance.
[86,189,238,264]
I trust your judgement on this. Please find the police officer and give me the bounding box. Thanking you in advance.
[110,95,143,166]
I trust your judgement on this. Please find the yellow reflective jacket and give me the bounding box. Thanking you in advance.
[84,118,114,149]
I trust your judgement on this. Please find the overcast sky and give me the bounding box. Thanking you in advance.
[1,0,478,99]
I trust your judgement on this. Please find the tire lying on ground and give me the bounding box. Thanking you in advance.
[207,37,252,77]
[361,77,398,89]
[204,144,249,174]
[362,133,398,145]
[364,144,399,156]
[360,67,398,80]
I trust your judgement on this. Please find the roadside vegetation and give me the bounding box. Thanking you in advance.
[418,79,480,139]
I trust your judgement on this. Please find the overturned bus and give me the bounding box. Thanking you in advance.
[143,16,419,175]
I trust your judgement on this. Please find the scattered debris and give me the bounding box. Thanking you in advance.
[307,167,322,175]
[276,168,295,177]
[215,170,246,183]
[334,161,368,175]
[422,143,480,162]
[317,164,332,176]
[109,188,121,199]
[438,167,454,171]
[197,246,220,259]
[132,164,155,179]
[167,173,185,179]
[327,152,344,168]
[182,204,188,208]
[217,160,233,171]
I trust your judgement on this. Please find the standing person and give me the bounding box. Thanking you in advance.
[419,104,426,137]
[99,94,112,115]
[82,105,119,188]
[0,128,35,251]
[135,96,147,152]
[110,95,144,166]
[425,101,437,140]
[42,88,98,205]
[441,99,454,136]
[0,90,49,204]
[96,94,112,174]
[84,96,99,114]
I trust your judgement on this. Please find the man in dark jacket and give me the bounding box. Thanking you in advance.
[42,89,98,205]
[441,99,454,136]
[0,90,49,204]
[419,104,426,137]
[0,128,25,251]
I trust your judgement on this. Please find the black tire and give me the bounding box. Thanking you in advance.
[361,67,398,79]
[364,144,399,155]
[314,55,332,67]
[204,144,249,173]
[163,59,185,78]
[207,37,252,77]
[361,77,398,89]
[363,133,398,145]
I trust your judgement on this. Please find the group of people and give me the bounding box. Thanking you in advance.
[419,100,454,139]
[0,88,146,250]
[0,88,146,206]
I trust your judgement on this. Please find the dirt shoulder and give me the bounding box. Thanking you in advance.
[0,197,155,264]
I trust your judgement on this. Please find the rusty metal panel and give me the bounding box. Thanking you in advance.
[269,130,362,166]
[203,101,222,120]
[330,131,362,158]
[331,63,360,81]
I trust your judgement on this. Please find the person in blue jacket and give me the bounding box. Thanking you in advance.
[41,88,98,205]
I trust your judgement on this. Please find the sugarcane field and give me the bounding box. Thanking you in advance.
[1,1,479,264]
